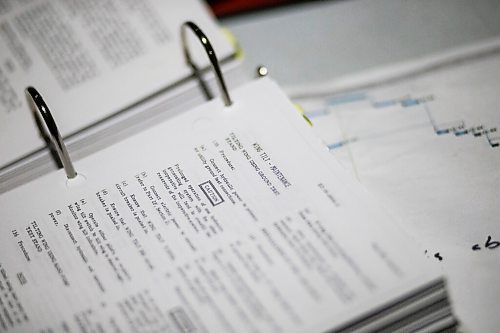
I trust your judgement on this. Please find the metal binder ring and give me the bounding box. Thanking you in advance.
[25,87,77,179]
[181,21,233,107]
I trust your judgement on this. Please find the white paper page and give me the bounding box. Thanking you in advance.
[292,47,500,332]
[0,0,234,169]
[0,78,441,332]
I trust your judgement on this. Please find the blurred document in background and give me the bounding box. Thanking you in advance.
[289,38,500,332]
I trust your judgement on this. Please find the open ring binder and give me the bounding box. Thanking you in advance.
[25,87,77,179]
[181,21,233,107]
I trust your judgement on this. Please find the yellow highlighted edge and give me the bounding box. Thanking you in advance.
[294,103,313,126]
[221,27,244,60]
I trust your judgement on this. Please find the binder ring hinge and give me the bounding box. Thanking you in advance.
[25,86,77,179]
[181,21,233,107]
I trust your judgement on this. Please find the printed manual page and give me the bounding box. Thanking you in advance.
[0,78,448,332]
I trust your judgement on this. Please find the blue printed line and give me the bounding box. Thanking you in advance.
[436,129,450,135]
[401,98,420,107]
[454,129,468,136]
[327,93,367,106]
[327,142,346,150]
[304,109,328,118]
[372,100,397,108]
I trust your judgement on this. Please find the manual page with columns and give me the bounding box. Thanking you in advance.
[0,0,236,176]
[0,78,455,332]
